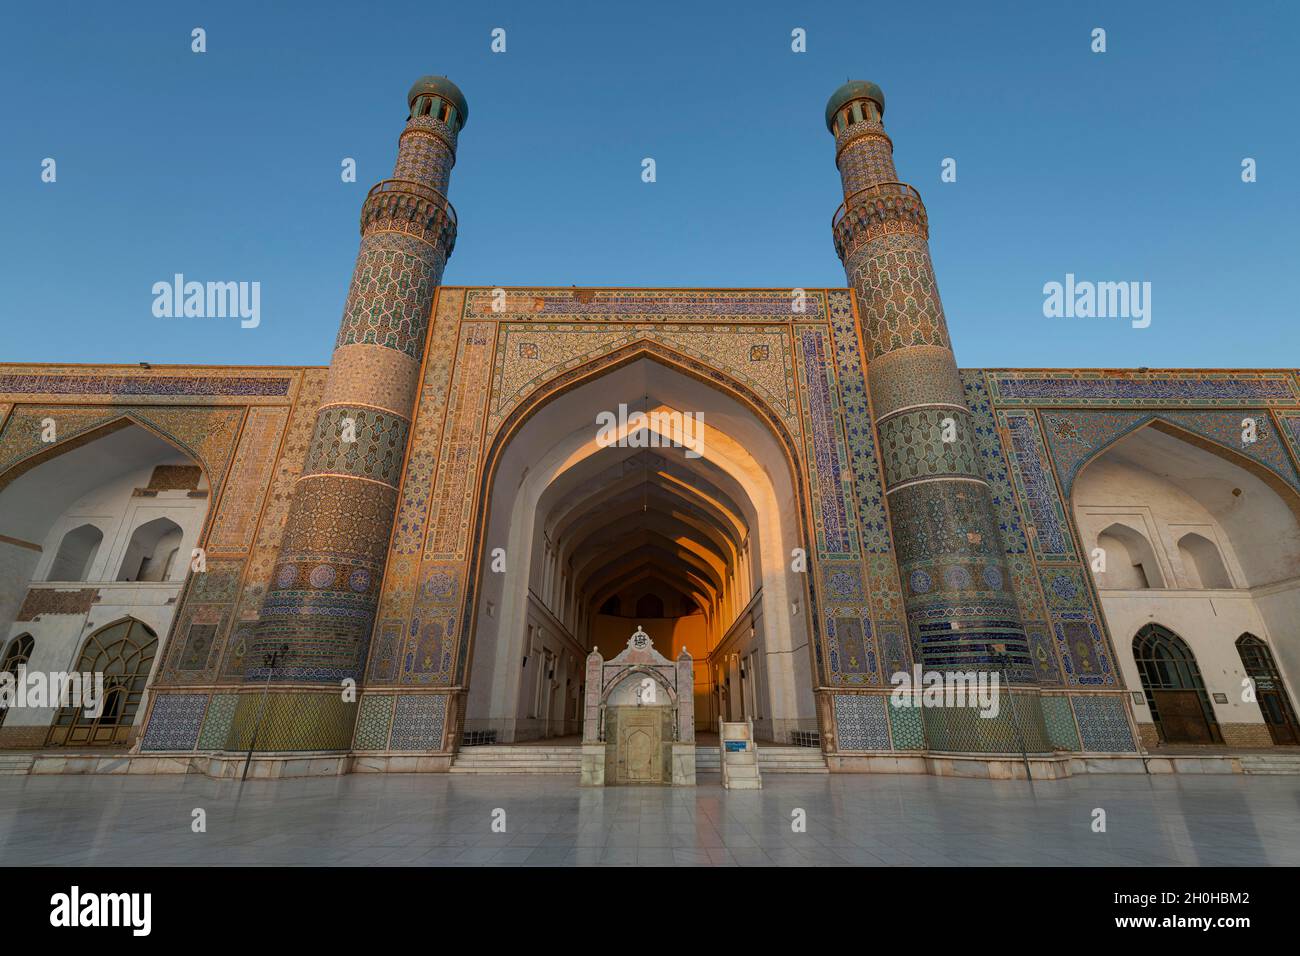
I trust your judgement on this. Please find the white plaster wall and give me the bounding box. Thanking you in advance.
[2,584,178,730]
[0,543,40,632]
[1098,590,1275,729]
[2,449,207,736]
[1075,429,1300,734]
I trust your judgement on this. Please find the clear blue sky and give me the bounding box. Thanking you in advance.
[2,1,1296,368]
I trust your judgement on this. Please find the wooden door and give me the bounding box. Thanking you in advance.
[617,709,662,784]
[1258,689,1300,745]
[1153,690,1215,744]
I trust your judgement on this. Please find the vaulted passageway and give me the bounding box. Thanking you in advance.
[464,355,817,744]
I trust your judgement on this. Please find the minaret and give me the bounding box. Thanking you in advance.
[826,82,1047,753]
[238,76,468,752]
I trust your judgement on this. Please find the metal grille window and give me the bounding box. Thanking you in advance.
[1133,623,1219,741]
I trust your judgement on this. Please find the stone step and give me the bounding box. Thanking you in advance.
[1240,754,1300,774]
[0,754,35,775]
[449,765,579,774]
[696,746,828,773]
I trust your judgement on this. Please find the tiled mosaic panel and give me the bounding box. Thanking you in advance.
[877,407,982,488]
[1040,409,1300,497]
[920,693,1052,754]
[462,287,830,323]
[300,406,411,487]
[887,700,925,750]
[1042,567,1115,686]
[207,405,288,553]
[0,405,244,503]
[1001,411,1075,560]
[794,326,858,557]
[846,233,952,360]
[827,292,892,555]
[354,694,395,750]
[140,694,209,752]
[197,693,238,750]
[0,369,293,400]
[1071,695,1136,752]
[988,371,1298,407]
[225,693,357,751]
[1040,695,1081,751]
[389,694,448,751]
[159,559,242,684]
[832,694,891,750]
[962,373,1063,684]
[490,324,798,438]
[335,231,446,359]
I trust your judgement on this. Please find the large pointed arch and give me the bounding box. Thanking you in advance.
[457,340,817,684]
[457,342,820,744]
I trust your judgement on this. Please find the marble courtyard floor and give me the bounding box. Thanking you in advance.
[1,772,1297,866]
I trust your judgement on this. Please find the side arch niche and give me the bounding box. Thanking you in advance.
[0,419,210,749]
[1072,420,1300,748]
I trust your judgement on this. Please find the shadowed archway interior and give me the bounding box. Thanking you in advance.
[464,355,816,744]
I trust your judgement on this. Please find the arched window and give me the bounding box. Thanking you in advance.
[47,523,104,582]
[116,517,184,582]
[1132,624,1221,744]
[47,618,157,747]
[1236,634,1300,745]
[599,596,622,616]
[1177,532,1232,589]
[0,634,35,728]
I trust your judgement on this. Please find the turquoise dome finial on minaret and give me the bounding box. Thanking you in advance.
[824,80,885,131]
[407,75,469,130]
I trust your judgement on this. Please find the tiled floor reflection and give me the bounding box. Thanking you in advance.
[1,772,1297,866]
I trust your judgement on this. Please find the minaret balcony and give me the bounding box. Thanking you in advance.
[360,178,459,251]
[831,182,928,260]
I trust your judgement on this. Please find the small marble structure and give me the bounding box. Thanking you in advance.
[581,627,695,786]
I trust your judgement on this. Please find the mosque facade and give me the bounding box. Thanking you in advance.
[2,77,1297,779]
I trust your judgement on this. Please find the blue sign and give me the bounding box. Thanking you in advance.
[724,741,747,752]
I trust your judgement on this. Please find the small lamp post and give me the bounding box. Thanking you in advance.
[990,643,1033,782]
[242,644,289,782]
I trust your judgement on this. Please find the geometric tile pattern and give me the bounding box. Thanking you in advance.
[197,694,239,750]
[1040,695,1081,751]
[832,694,891,750]
[877,407,982,488]
[389,694,447,751]
[140,694,209,752]
[886,699,925,750]
[225,693,359,752]
[354,694,395,750]
[1002,411,1074,559]
[989,371,1299,407]
[1072,695,1136,752]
